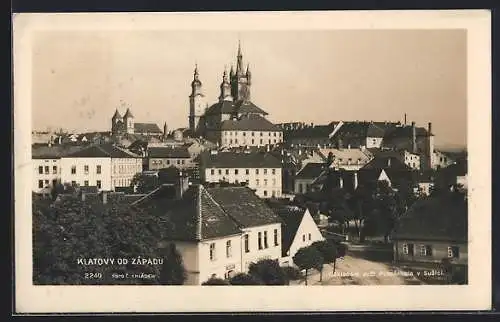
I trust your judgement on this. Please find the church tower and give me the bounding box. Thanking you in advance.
[189,64,205,133]
[230,41,251,102]
[123,108,135,134]
[218,66,232,102]
[111,108,123,135]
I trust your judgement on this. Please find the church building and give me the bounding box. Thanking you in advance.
[189,42,283,147]
[111,107,163,137]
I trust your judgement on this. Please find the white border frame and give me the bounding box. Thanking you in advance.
[14,10,492,313]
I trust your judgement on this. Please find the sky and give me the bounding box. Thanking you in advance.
[32,29,467,148]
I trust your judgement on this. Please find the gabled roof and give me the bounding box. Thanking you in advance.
[134,123,162,134]
[62,143,141,159]
[32,144,84,159]
[318,148,373,165]
[273,206,307,257]
[295,163,327,180]
[165,185,243,241]
[392,194,467,242]
[148,146,191,158]
[362,154,411,171]
[112,109,122,119]
[201,151,282,168]
[383,125,429,139]
[332,121,400,139]
[282,122,338,140]
[220,114,280,131]
[206,186,282,227]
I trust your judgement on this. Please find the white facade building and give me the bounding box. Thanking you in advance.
[201,150,282,198]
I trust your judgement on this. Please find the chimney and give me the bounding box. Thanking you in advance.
[353,172,359,190]
[387,158,391,168]
[411,122,417,153]
[428,122,432,135]
[347,144,351,150]
[102,191,108,204]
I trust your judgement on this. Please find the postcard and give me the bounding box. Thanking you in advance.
[13,10,492,313]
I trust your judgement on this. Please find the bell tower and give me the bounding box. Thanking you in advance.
[230,41,251,102]
[189,64,205,133]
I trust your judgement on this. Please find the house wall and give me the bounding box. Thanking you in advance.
[60,157,112,190]
[403,151,421,170]
[394,240,468,266]
[204,167,282,198]
[198,235,243,284]
[286,210,325,266]
[220,130,283,148]
[241,223,283,272]
[294,178,315,194]
[171,241,200,285]
[33,158,61,192]
[432,150,456,170]
[148,157,194,170]
[111,158,143,190]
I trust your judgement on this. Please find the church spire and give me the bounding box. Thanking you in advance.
[191,63,203,97]
[219,65,232,102]
[236,41,244,75]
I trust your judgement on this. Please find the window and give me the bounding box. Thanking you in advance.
[177,160,181,165]
[245,169,249,175]
[264,231,268,248]
[225,169,229,175]
[38,180,43,188]
[272,169,276,175]
[182,160,185,165]
[308,233,312,241]
[44,166,49,174]
[38,166,43,174]
[84,165,89,174]
[71,181,76,186]
[448,246,460,259]
[209,243,216,261]
[256,169,259,175]
[97,180,102,189]
[302,234,306,242]
[52,179,57,187]
[71,165,76,174]
[251,139,255,144]
[258,232,263,250]
[251,132,255,136]
[264,179,268,186]
[44,180,49,186]
[272,179,276,186]
[218,169,222,175]
[235,139,238,144]
[274,132,276,137]
[272,190,276,197]
[243,132,246,136]
[52,166,57,174]
[264,169,268,175]
[420,245,432,256]
[211,169,215,175]
[274,229,279,246]
[166,160,171,165]
[256,179,260,186]
[235,169,239,175]
[226,240,232,258]
[260,139,263,144]
[244,234,249,253]
[260,132,263,137]
[84,180,89,186]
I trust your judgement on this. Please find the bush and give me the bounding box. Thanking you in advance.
[248,259,288,285]
[337,243,348,257]
[282,266,303,281]
[201,277,229,285]
[229,273,262,285]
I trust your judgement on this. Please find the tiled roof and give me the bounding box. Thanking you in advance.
[220,114,280,131]
[383,125,429,139]
[201,151,282,168]
[295,163,327,180]
[134,123,162,134]
[271,206,306,257]
[155,185,242,241]
[62,143,141,159]
[331,121,401,140]
[32,144,84,159]
[283,122,338,139]
[206,186,282,227]
[148,146,191,158]
[362,154,411,171]
[318,148,373,165]
[392,194,467,242]
[204,99,268,116]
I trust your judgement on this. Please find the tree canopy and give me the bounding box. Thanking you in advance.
[293,246,324,285]
[229,273,263,285]
[248,259,288,285]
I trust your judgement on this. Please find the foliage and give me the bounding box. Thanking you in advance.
[159,243,187,285]
[293,246,324,285]
[312,240,338,273]
[248,259,288,285]
[33,194,184,285]
[131,173,160,193]
[229,273,263,285]
[202,277,230,285]
[282,266,303,282]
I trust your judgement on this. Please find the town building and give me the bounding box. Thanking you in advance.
[60,143,142,191]
[317,147,374,171]
[147,146,194,170]
[277,122,340,147]
[270,205,325,266]
[111,107,163,137]
[200,150,283,198]
[294,163,328,194]
[187,43,283,147]
[392,193,468,269]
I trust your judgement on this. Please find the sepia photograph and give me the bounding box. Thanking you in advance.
[14,10,491,312]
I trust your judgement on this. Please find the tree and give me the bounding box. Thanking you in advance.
[312,240,338,274]
[229,273,262,285]
[202,277,229,285]
[248,259,287,285]
[282,266,303,285]
[159,243,187,285]
[293,246,324,285]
